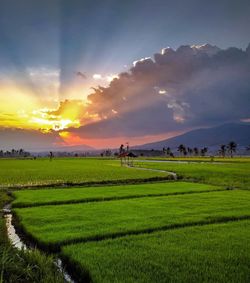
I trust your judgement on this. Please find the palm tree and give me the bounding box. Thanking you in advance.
[201,147,208,157]
[177,144,186,156]
[219,145,226,157]
[187,147,193,155]
[119,144,125,154]
[193,147,199,156]
[163,147,172,157]
[119,144,125,166]
[166,147,172,156]
[227,141,237,158]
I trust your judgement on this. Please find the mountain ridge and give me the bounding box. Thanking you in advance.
[133,123,250,150]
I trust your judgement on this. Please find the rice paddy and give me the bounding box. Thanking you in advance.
[1,157,249,282]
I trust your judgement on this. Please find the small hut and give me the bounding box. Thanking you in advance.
[118,151,137,166]
[127,152,137,166]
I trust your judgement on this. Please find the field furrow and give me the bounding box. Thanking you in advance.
[62,220,250,283]
[14,190,250,248]
[12,182,224,208]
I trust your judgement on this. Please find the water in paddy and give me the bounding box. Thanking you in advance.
[3,204,75,283]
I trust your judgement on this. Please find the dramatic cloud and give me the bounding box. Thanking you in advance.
[69,43,250,140]
[92,73,119,83]
[1,43,250,149]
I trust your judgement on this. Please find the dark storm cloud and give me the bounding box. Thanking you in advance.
[1,0,250,97]
[69,101,177,138]
[69,43,250,139]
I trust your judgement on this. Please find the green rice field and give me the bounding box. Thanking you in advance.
[0,158,166,187]
[12,182,222,208]
[15,190,250,246]
[135,160,250,189]
[62,220,250,283]
[1,157,250,282]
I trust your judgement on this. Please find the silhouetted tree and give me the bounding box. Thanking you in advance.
[119,144,125,154]
[200,147,208,157]
[227,141,237,158]
[219,145,226,157]
[163,147,172,157]
[105,149,112,156]
[187,147,193,155]
[126,142,129,152]
[193,147,199,156]
[119,144,125,166]
[0,149,31,158]
[166,147,172,156]
[177,144,186,156]
[49,151,54,161]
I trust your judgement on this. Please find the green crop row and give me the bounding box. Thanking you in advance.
[12,182,224,208]
[62,220,250,283]
[135,161,250,189]
[14,190,250,249]
[0,158,166,188]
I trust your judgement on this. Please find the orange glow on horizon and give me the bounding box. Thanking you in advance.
[58,131,184,149]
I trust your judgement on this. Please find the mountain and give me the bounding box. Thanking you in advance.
[135,123,250,150]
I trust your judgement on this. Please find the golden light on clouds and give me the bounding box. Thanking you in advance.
[0,82,95,132]
[0,65,121,137]
[92,73,119,83]
[27,99,94,132]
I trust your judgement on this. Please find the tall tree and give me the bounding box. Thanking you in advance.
[201,147,208,157]
[177,144,186,156]
[166,147,172,156]
[219,145,226,157]
[227,141,237,158]
[193,147,199,156]
[119,144,125,154]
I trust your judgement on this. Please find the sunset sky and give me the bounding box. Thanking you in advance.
[0,0,250,150]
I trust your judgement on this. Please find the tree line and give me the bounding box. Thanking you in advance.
[0,149,31,158]
[163,141,247,158]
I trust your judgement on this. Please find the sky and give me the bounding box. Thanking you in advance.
[0,0,250,150]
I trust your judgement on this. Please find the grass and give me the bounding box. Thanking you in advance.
[0,158,166,188]
[62,220,250,283]
[14,190,250,248]
[12,182,224,208]
[3,157,250,282]
[0,190,64,283]
[139,156,250,163]
[135,160,250,189]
